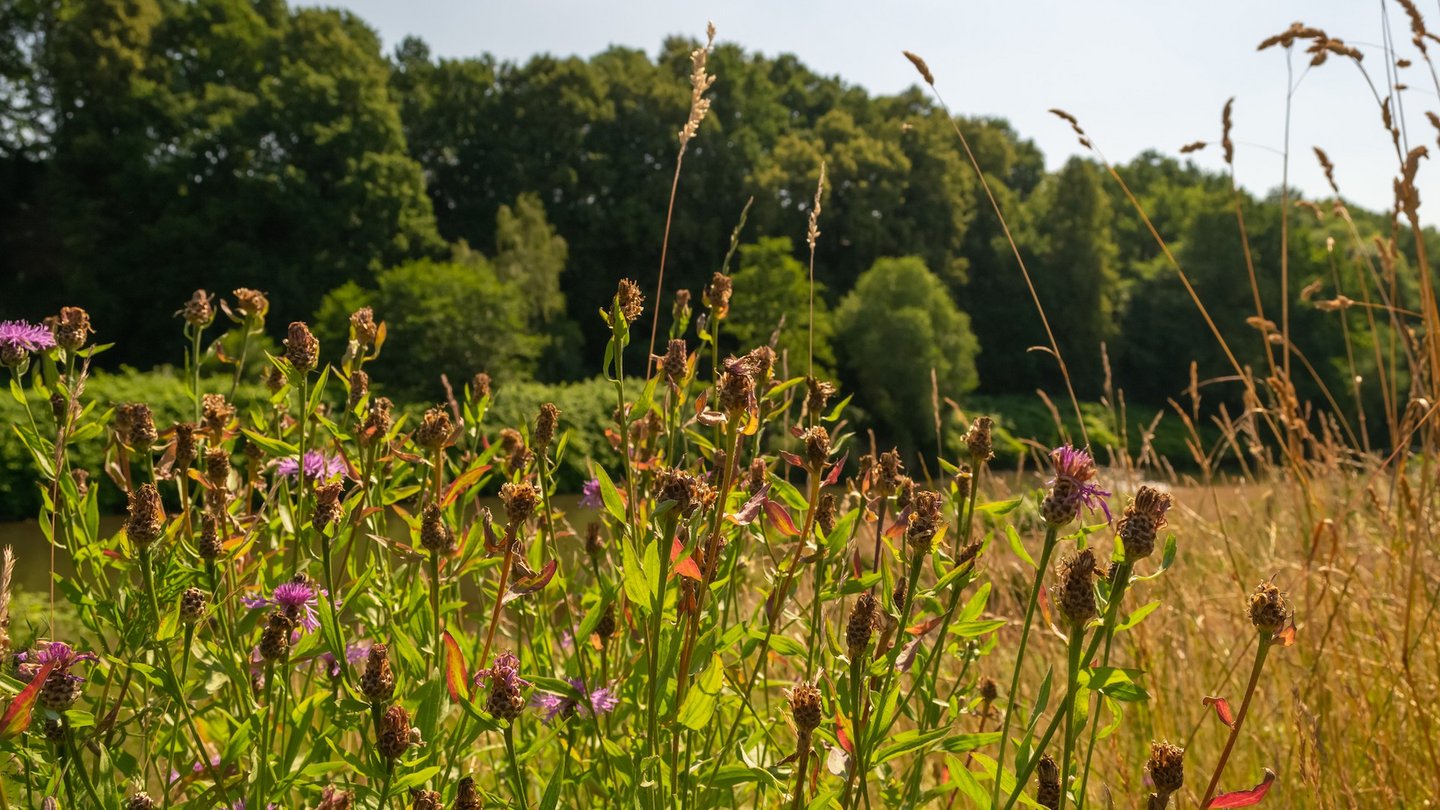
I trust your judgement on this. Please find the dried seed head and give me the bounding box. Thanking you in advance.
[285,321,319,372]
[596,603,617,640]
[377,704,413,759]
[347,370,369,410]
[654,467,712,518]
[261,364,285,394]
[1147,741,1185,798]
[177,587,206,625]
[704,272,733,319]
[202,447,230,491]
[47,306,92,352]
[1035,753,1061,809]
[877,450,904,495]
[471,372,492,401]
[585,522,605,556]
[902,50,935,85]
[953,464,972,502]
[747,456,769,495]
[125,792,157,810]
[663,339,688,386]
[259,612,294,663]
[42,716,65,742]
[817,492,838,535]
[316,787,355,810]
[846,592,878,658]
[965,416,995,463]
[802,426,831,470]
[71,468,89,499]
[787,681,823,734]
[1248,581,1292,637]
[895,476,915,510]
[116,403,158,450]
[485,651,525,721]
[718,355,758,415]
[745,345,776,382]
[313,481,345,532]
[413,405,452,452]
[49,392,72,423]
[500,481,539,526]
[180,289,214,326]
[1054,548,1099,628]
[124,483,165,547]
[673,288,692,322]
[892,576,908,610]
[173,422,197,469]
[454,777,483,810]
[978,677,998,703]
[805,376,837,418]
[1118,486,1173,561]
[534,402,560,450]
[420,503,455,555]
[232,288,269,319]
[350,307,379,348]
[361,397,394,446]
[906,490,945,556]
[360,644,396,703]
[409,788,442,810]
[199,515,221,560]
[615,279,645,323]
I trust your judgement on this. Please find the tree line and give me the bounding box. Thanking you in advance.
[2,0,1434,450]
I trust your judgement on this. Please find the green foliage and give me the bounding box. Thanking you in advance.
[484,376,619,490]
[835,256,978,450]
[727,237,835,376]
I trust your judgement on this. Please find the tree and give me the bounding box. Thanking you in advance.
[727,236,835,377]
[835,256,979,450]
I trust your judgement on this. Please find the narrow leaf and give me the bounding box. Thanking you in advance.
[442,631,468,702]
[1207,769,1276,808]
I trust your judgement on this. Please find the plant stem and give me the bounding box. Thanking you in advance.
[1075,562,1133,802]
[1197,637,1273,808]
[504,723,532,810]
[1058,625,1085,810]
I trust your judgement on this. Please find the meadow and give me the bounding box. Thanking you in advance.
[1,8,1439,810]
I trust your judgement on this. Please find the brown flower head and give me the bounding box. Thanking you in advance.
[500,481,539,526]
[1118,486,1173,561]
[409,788,442,810]
[71,468,89,499]
[285,321,319,372]
[377,704,413,760]
[199,514,221,560]
[978,677,998,703]
[662,339,688,386]
[894,476,915,510]
[454,777,483,810]
[232,288,269,320]
[965,416,995,463]
[1036,753,1061,809]
[312,481,345,532]
[116,403,158,450]
[787,681,823,734]
[954,464,973,502]
[877,449,904,496]
[747,456,769,495]
[484,651,526,721]
[1147,741,1185,800]
[906,489,945,556]
[806,376,837,417]
[585,522,605,556]
[654,467,711,518]
[420,502,455,555]
[259,611,294,663]
[1054,547,1100,628]
[260,364,286,394]
[816,492,838,535]
[717,354,758,415]
[1248,581,1293,637]
[179,290,215,326]
[745,345,776,382]
[846,592,878,658]
[124,483,165,547]
[316,787,354,810]
[802,426,830,471]
[47,307,92,352]
[179,587,207,625]
[347,370,369,410]
[361,397,394,446]
[350,307,379,348]
[892,575,908,610]
[205,446,230,489]
[596,602,617,640]
[704,272,733,319]
[672,288,692,323]
[615,278,645,323]
[471,372,492,401]
[360,644,396,703]
[413,405,452,452]
[534,402,560,451]
[125,792,156,810]
[173,422,197,470]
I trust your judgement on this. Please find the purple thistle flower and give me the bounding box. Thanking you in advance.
[0,320,56,354]
[319,641,370,678]
[531,677,619,723]
[17,641,97,682]
[1046,445,1111,523]
[243,580,321,632]
[275,450,346,482]
[579,477,603,509]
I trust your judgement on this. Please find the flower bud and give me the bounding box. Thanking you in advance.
[285,321,319,372]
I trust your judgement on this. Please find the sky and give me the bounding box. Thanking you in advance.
[302,0,1438,225]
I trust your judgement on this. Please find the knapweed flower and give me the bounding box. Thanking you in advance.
[1248,581,1293,638]
[285,321,319,372]
[965,416,995,463]
[179,587,208,625]
[530,677,619,723]
[1041,445,1111,527]
[275,450,345,482]
[1054,547,1100,628]
[178,290,215,327]
[534,402,560,450]
[258,613,294,663]
[786,681,823,737]
[349,307,378,348]
[471,372,492,401]
[312,481,345,533]
[500,481,539,527]
[1118,485,1173,562]
[17,641,98,711]
[201,393,236,436]
[320,641,369,680]
[232,288,269,320]
[0,320,55,367]
[805,376,837,417]
[409,788,442,810]
[905,489,944,556]
[1146,741,1185,809]
[579,477,603,509]
[376,704,415,760]
[614,278,645,323]
[46,306,92,352]
[115,403,158,450]
[453,777,483,810]
[412,405,453,451]
[477,651,527,721]
[125,792,156,810]
[359,643,395,702]
[704,272,732,319]
[124,483,165,548]
[846,592,878,660]
[1035,753,1061,810]
[244,577,320,633]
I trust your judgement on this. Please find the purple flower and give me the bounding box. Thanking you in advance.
[320,641,370,678]
[1047,445,1111,522]
[17,641,97,682]
[275,450,346,482]
[531,677,619,723]
[0,320,56,354]
[243,580,321,632]
[474,650,526,689]
[579,477,603,509]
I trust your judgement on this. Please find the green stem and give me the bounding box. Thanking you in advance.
[1075,563,1133,803]
[503,723,532,810]
[1058,626,1086,810]
[647,514,679,760]
[1197,637,1274,808]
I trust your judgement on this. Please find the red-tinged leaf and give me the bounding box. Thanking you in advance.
[764,498,800,537]
[1276,624,1296,647]
[693,389,708,415]
[729,485,769,526]
[823,452,848,486]
[503,559,558,604]
[780,450,805,469]
[1206,768,1276,808]
[442,632,468,702]
[885,506,912,538]
[851,550,863,578]
[671,538,702,581]
[1203,695,1236,728]
[897,636,923,672]
[0,662,54,739]
[835,711,855,754]
[906,615,944,636]
[442,464,491,508]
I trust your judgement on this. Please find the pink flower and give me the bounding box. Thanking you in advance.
[530,677,619,723]
[274,451,346,482]
[243,580,321,632]
[0,320,56,354]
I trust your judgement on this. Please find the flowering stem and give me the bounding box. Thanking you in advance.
[503,723,531,810]
[138,546,163,631]
[856,550,925,795]
[1075,562,1133,803]
[478,526,519,676]
[1058,625,1086,810]
[1197,636,1273,809]
[190,323,203,424]
[646,512,679,761]
[428,551,442,674]
[991,525,1059,809]
[292,373,310,569]
[791,735,812,810]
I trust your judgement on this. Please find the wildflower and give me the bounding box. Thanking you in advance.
[892,576,908,610]
[17,641,98,711]
[1118,485,1173,561]
[530,677,619,723]
[747,456,768,495]
[846,592,878,659]
[655,467,714,518]
[275,450,345,483]
[965,416,995,463]
[376,704,414,760]
[179,588,207,625]
[703,272,732,319]
[954,464,972,502]
[124,484,165,548]
[45,307,92,353]
[877,449,904,496]
[579,477,603,509]
[615,278,645,323]
[260,364,285,394]
[745,345,776,382]
[413,405,452,451]
[420,503,455,555]
[534,402,560,451]
[978,677,998,704]
[409,788,442,810]
[0,320,55,367]
[802,426,830,471]
[173,422,197,470]
[595,603,617,641]
[717,354,757,415]
[115,403,158,450]
[1248,581,1292,638]
[1041,445,1111,527]
[71,468,89,499]
[199,515,221,560]
[258,612,294,663]
[179,290,214,327]
[454,778,482,810]
[500,481,539,527]
[894,476,915,509]
[1035,753,1061,809]
[816,492,837,535]
[315,786,354,810]
[1054,547,1100,628]
[347,370,369,410]
[206,446,231,489]
[471,372,491,401]
[232,288,269,320]
[585,522,605,557]
[786,681,823,737]
[805,376,837,417]
[350,307,378,348]
[361,397,394,446]
[312,481,345,532]
[480,651,527,721]
[906,490,944,556]
[672,289,692,323]
[244,577,320,633]
[662,339,687,386]
[125,792,156,810]
[285,321,319,372]
[1147,741,1185,809]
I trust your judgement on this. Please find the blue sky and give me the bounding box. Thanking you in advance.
[304,0,1438,225]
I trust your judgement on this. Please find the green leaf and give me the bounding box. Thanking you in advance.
[1099,681,1150,702]
[875,727,950,765]
[1005,525,1034,569]
[622,537,650,610]
[676,655,723,731]
[538,763,565,810]
[1116,600,1161,631]
[241,428,298,458]
[593,464,627,525]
